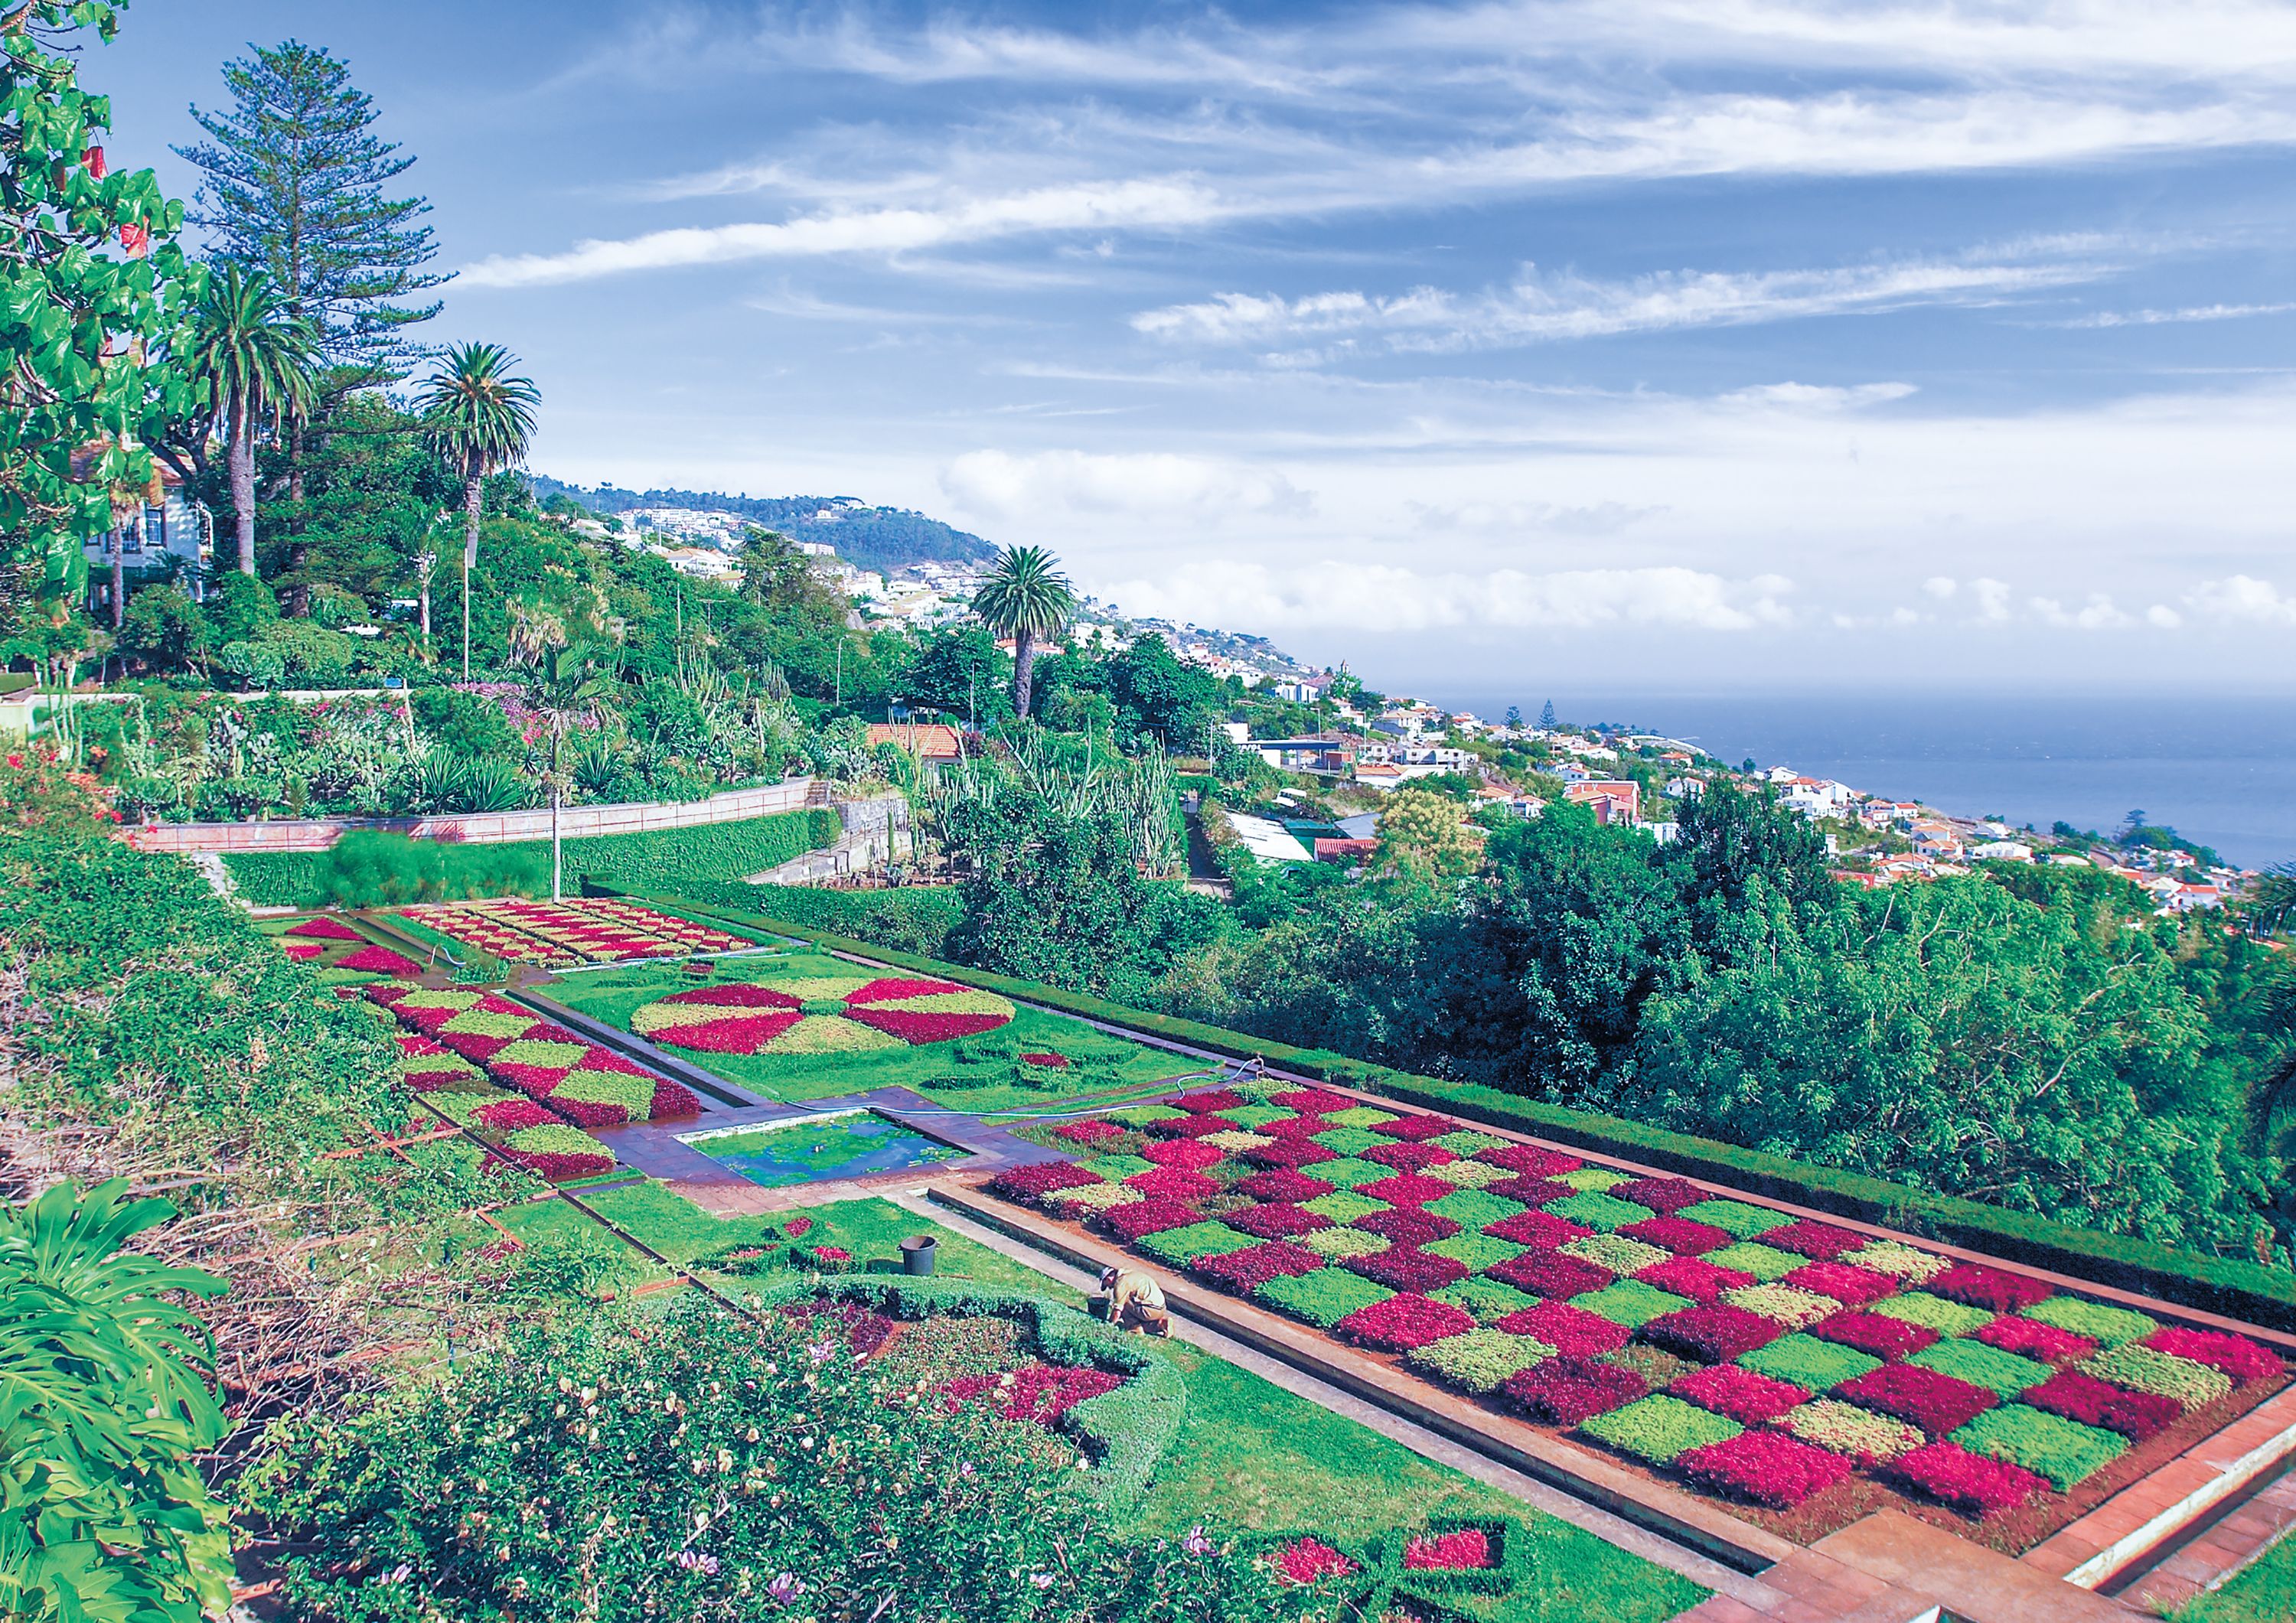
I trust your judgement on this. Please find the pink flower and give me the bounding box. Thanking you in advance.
[1835,1364,1997,1432]
[1669,1364,1808,1425]
[1403,1527,1494,1570]
[1887,1441,2047,1517]
[1337,1292,1475,1351]
[1678,1432,1853,1510]
[1929,1263,2053,1313]
[1272,1537,1356,1586]
[1495,1300,1629,1357]
[2145,1326,2282,1383]
[1502,1357,1645,1424]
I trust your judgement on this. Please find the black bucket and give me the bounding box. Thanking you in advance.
[899,1235,938,1277]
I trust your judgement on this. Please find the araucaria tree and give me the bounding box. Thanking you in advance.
[0,0,200,635]
[184,264,315,575]
[174,40,445,376]
[971,543,1077,719]
[418,342,539,678]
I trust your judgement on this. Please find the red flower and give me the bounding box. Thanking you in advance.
[1272,1537,1356,1586]
[1620,1215,1733,1256]
[2145,1326,2282,1383]
[843,976,964,1005]
[1054,1119,1123,1145]
[1476,1144,1583,1177]
[1243,1139,1336,1168]
[1338,1292,1475,1351]
[1195,1240,1323,1291]
[490,1062,572,1099]
[1021,1052,1071,1069]
[1639,1304,1782,1361]
[1485,1209,1593,1247]
[1143,1113,1240,1139]
[1176,1088,1245,1113]
[844,1007,1009,1043]
[1102,1200,1202,1240]
[1485,1176,1576,1207]
[1235,1168,1335,1202]
[1887,1441,2047,1517]
[1835,1364,1997,1432]
[1670,1364,1808,1425]
[649,1078,701,1119]
[1495,1300,1629,1357]
[1227,1203,1332,1240]
[1257,1115,1333,1141]
[1614,1176,1709,1214]
[989,1162,1102,1204]
[659,982,803,1009]
[1403,1528,1494,1570]
[1678,1432,1853,1510]
[286,916,364,941]
[1361,1141,1455,1171]
[1784,1260,1899,1307]
[1356,1172,1455,1208]
[1502,1356,1645,1424]
[2024,1370,2180,1440]
[1343,1247,1468,1294]
[1760,1220,1869,1261]
[1141,1137,1224,1172]
[1125,1166,1219,1201]
[1929,1263,2053,1313]
[1635,1256,1756,1305]
[1352,1207,1460,1247]
[1373,1113,1464,1143]
[1973,1315,2093,1364]
[1269,1089,1352,1113]
[649,1012,802,1053]
[549,1096,631,1128]
[1489,1249,1611,1300]
[1809,1311,1936,1361]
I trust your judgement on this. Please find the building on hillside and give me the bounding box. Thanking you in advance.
[1336,811,1381,840]
[1553,761,1597,785]
[80,461,212,621]
[1643,821,1680,845]
[1971,839,2036,862]
[1249,735,1355,775]
[866,722,967,762]
[1227,813,1313,862]
[1352,761,1407,792]
[1665,775,1705,800]
[1271,674,1332,704]
[1564,779,1641,825]
[1313,836,1379,865]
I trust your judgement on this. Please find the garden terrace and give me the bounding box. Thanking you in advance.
[974,1078,2296,1563]
[389,897,758,968]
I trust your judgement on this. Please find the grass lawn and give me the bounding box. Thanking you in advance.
[2177,1529,2296,1623]
[543,950,1199,1109]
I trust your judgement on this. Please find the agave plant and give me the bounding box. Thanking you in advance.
[0,1181,230,1623]
[412,748,473,813]
[458,756,532,813]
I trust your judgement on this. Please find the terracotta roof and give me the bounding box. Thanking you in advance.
[866,722,965,760]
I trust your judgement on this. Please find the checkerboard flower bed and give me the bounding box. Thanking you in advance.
[280,938,325,960]
[286,916,364,941]
[997,1087,2291,1538]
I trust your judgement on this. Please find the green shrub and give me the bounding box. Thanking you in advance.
[1907,1338,2053,1398]
[1701,1242,1803,1282]
[1403,1328,1555,1395]
[1255,1267,1393,1328]
[1951,1404,2127,1489]
[672,880,964,955]
[1572,1279,1691,1330]
[1738,1334,1883,1392]
[1544,1191,1653,1232]
[1135,1221,1256,1266]
[2023,1296,2157,1347]
[2079,1343,2234,1408]
[1429,1277,1540,1324]
[1872,1292,1996,1337]
[1579,1395,1742,1463]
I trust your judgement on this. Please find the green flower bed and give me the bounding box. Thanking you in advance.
[1256,1267,1394,1328]
[1310,1126,1388,1156]
[1315,1158,1390,1189]
[1557,1168,1632,1193]
[1323,1106,1400,1129]
[1573,1279,1691,1330]
[1907,1338,2054,1399]
[1564,1234,1669,1276]
[1424,1233,1528,1273]
[2079,1343,2234,1408]
[2024,1296,2157,1347]
[1703,1242,1803,1282]
[1429,1130,1509,1157]
[1544,1191,1653,1232]
[1430,1278,1540,1324]
[1951,1404,2128,1490]
[1423,1188,1525,1232]
[1299,1227,1388,1260]
[1874,1292,1998,1337]
[1580,1395,1743,1464]
[1303,1191,1389,1224]
[1677,1199,1789,1238]
[1082,1154,1156,1180]
[1404,1329,1556,1395]
[1136,1221,1257,1266]
[1739,1333,1883,1392]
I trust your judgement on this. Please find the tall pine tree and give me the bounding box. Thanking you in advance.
[176,41,445,377]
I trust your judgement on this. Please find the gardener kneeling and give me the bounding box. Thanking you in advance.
[1099,1266,1171,1338]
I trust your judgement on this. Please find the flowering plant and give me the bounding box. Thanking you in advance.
[1778,1398,1925,1467]
[1500,1357,1645,1425]
[1760,1221,1868,1262]
[1234,1168,1333,1202]
[1834,1364,1997,1432]
[1360,1141,1454,1171]
[2023,1370,2179,1440]
[2144,1326,2281,1383]
[1343,1247,1469,1294]
[1887,1440,2047,1517]
[1194,1241,1324,1292]
[1476,1144,1581,1177]
[1483,1209,1590,1248]
[1225,1203,1330,1240]
[1140,1138,1225,1172]
[1494,1301,1627,1357]
[1125,1167,1219,1201]
[1810,1311,1936,1361]
[1929,1263,2053,1313]
[1783,1261,1898,1308]
[987,1162,1103,1204]
[1352,1207,1459,1247]
[1973,1315,2093,1364]
[1677,1431,1853,1510]
[1338,1293,1476,1352]
[1101,1200,1203,1241]
[1487,1249,1611,1301]
[1371,1113,1463,1143]
[1668,1364,1807,1425]
[1613,1177,1707,1214]
[1403,1527,1495,1570]
[1619,1215,1731,1256]
[1639,1304,1782,1361]
[1270,1537,1357,1586]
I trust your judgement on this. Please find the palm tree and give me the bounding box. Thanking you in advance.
[532,641,616,901]
[971,544,1077,719]
[184,265,316,577]
[419,342,540,680]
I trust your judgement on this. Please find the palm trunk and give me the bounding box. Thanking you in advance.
[551,782,563,903]
[461,471,482,681]
[230,399,256,576]
[419,571,432,644]
[109,538,124,631]
[1013,628,1038,719]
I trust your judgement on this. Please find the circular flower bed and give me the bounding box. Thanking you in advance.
[629,974,1015,1056]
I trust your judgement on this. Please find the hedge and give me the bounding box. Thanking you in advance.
[664,879,964,956]
[670,908,2296,1334]
[223,809,839,906]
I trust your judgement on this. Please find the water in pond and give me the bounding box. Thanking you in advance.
[682,1110,969,1188]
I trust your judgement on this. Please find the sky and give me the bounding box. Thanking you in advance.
[87,0,2296,693]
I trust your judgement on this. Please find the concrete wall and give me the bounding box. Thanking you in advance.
[120,778,820,855]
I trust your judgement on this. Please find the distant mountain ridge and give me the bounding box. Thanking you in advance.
[530,476,1000,575]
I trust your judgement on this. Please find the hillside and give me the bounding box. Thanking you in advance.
[532,477,999,573]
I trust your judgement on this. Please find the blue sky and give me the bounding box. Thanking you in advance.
[93,0,2296,692]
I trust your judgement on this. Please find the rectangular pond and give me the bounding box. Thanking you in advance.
[679,1109,969,1188]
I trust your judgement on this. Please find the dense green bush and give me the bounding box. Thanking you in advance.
[670,879,966,954]
[305,829,551,906]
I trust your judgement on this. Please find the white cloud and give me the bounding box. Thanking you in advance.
[2146,604,2185,628]
[1923,575,1958,599]
[1131,253,2103,352]
[2189,575,2296,623]
[2030,593,2136,630]
[939,449,1313,521]
[1969,578,2014,623]
[1102,559,1795,632]
[460,179,1222,288]
[2053,301,2296,328]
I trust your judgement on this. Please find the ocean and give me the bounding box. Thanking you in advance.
[1424,691,2296,872]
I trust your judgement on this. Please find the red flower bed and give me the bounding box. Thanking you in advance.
[1145,1113,1240,1139]
[1227,1203,1332,1240]
[1887,1441,2047,1517]
[1476,1144,1582,1177]
[989,1162,1103,1203]
[1486,1210,1593,1248]
[2024,1370,2180,1440]
[1125,1166,1219,1201]
[944,1361,1124,1424]
[1235,1168,1334,1202]
[1339,1293,1476,1351]
[282,940,324,960]
[1753,1219,1865,1261]
[337,943,422,976]
[399,1067,465,1092]
[2147,1326,2282,1382]
[1636,1256,1758,1305]
[1836,1364,1997,1432]
[1141,1138,1225,1171]
[492,1062,570,1099]
[1783,1260,1898,1307]
[657,982,802,1009]
[1670,1364,1808,1424]
[399,1033,446,1056]
[1489,1249,1611,1300]
[1374,1113,1464,1143]
[651,1012,802,1052]
[1680,1431,1854,1509]
[1404,1528,1494,1570]
[1343,1247,1469,1294]
[475,1098,554,1130]
[1054,1119,1124,1145]
[1615,1177,1709,1214]
[440,1031,512,1062]
[1176,1088,1245,1113]
[1810,1311,1936,1361]
[1354,1207,1460,1246]
[1356,1172,1456,1207]
[1360,1141,1455,1171]
[842,976,964,1005]
[1974,1315,2093,1364]
[1243,1139,1336,1168]
[287,917,363,941]
[1502,1356,1645,1424]
[1102,1200,1201,1240]
[1929,1262,2052,1313]
[1621,1216,1733,1256]
[1269,1089,1352,1113]
[1486,1176,1576,1207]
[1273,1538,1357,1586]
[1639,1304,1782,1361]
[502,1145,614,1181]
[365,982,417,1005]
[649,1079,701,1119]
[1195,1240,1324,1290]
[844,1007,1010,1043]
[1497,1300,1629,1357]
[550,1096,629,1128]
[784,1216,814,1237]
[1257,1115,1332,1141]
[1021,1052,1071,1069]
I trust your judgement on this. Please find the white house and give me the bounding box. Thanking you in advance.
[1971,840,2036,862]
[1226,813,1313,862]
[81,463,211,621]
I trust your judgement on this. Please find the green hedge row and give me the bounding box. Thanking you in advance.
[223,809,840,906]
[667,879,964,956]
[742,1273,1186,1508]
[693,909,2296,1335]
